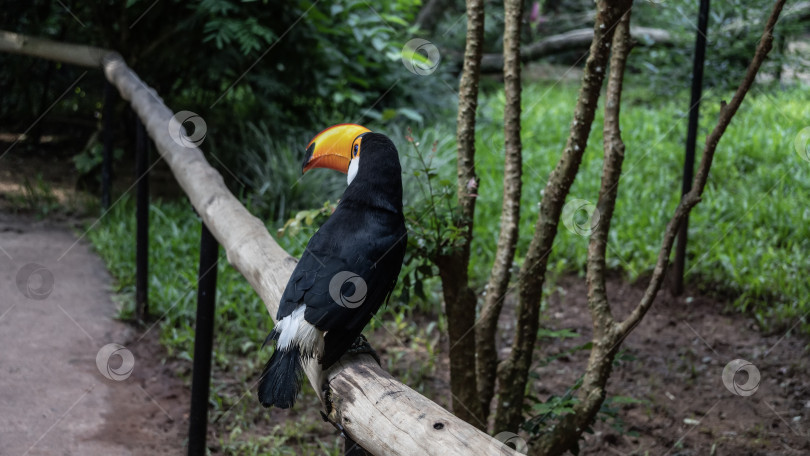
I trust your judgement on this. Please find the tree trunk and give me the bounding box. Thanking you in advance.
[434,0,487,430]
[532,1,786,452]
[530,9,633,454]
[493,0,633,433]
[476,0,524,421]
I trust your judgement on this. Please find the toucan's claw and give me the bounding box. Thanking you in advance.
[346,334,381,366]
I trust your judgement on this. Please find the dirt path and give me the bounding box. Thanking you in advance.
[0,214,187,456]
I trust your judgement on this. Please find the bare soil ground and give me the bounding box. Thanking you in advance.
[241,271,810,455]
[361,272,810,456]
[505,274,810,455]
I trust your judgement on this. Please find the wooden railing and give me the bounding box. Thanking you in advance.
[0,30,521,456]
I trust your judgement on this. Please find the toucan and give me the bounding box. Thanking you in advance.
[258,124,407,409]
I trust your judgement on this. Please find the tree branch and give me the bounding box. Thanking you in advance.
[531,1,786,453]
[619,0,787,338]
[475,0,525,421]
[586,4,634,339]
[530,0,785,455]
[493,0,633,433]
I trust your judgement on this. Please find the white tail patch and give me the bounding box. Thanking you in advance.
[276,306,324,357]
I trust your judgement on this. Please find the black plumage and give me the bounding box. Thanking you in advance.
[259,132,407,408]
[259,345,302,409]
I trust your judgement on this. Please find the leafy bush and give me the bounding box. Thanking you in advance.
[1,0,458,185]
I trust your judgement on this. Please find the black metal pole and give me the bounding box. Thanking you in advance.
[135,116,149,321]
[101,80,114,209]
[188,222,218,456]
[673,0,710,296]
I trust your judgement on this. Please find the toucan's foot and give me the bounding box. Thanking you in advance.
[321,389,347,437]
[320,335,379,419]
[322,384,334,416]
[346,334,381,366]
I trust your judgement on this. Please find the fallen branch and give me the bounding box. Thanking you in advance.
[479,26,672,73]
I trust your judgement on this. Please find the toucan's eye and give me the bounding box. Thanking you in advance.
[353,144,359,158]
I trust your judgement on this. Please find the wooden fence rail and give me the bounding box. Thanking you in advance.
[0,30,520,456]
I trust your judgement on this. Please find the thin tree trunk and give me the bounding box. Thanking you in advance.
[415,0,453,34]
[436,0,486,430]
[529,9,633,455]
[493,0,633,433]
[476,0,524,421]
[532,1,786,452]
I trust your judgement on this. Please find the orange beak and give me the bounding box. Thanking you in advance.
[302,124,371,174]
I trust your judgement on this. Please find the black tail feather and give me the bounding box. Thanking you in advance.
[258,345,303,409]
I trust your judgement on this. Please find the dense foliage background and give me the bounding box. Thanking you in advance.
[3,0,807,221]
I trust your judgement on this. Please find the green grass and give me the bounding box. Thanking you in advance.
[85,80,810,452]
[86,197,302,453]
[86,198,274,361]
[384,80,810,337]
[465,81,810,332]
[217,420,341,455]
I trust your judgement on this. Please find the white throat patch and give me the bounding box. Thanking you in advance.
[347,156,360,185]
